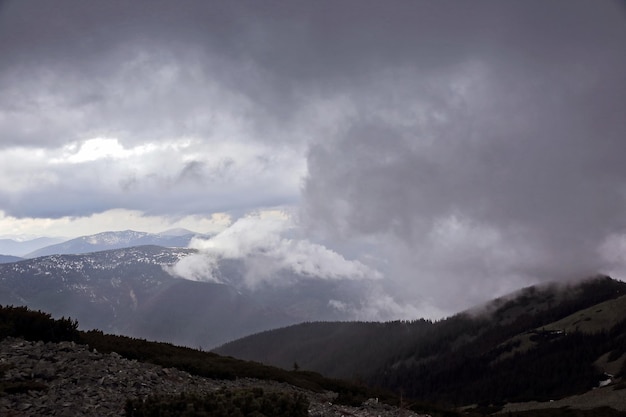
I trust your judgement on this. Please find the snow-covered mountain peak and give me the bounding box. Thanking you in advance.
[26,230,200,258]
[83,230,150,245]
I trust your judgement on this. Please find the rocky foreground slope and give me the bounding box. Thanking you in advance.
[0,337,426,417]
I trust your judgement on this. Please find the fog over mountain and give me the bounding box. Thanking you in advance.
[1,1,625,318]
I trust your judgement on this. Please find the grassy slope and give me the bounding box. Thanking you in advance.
[493,295,626,363]
[543,295,626,334]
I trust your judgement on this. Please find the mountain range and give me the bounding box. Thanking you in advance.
[23,229,207,258]
[1,229,626,413]
[0,245,286,348]
[0,229,208,260]
[0,241,367,348]
[0,236,65,258]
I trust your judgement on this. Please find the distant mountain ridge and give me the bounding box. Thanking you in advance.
[2,244,625,411]
[0,245,296,348]
[0,237,65,257]
[25,229,208,258]
[0,255,23,264]
[0,245,360,348]
[0,245,198,336]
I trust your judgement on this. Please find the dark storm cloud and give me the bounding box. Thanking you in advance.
[0,1,307,217]
[301,1,626,310]
[0,0,249,148]
[3,0,618,148]
[2,0,622,148]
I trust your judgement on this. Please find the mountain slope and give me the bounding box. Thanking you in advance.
[0,246,296,348]
[216,276,626,407]
[0,245,195,331]
[215,320,435,379]
[0,255,22,264]
[25,230,205,258]
[0,244,370,349]
[0,237,65,257]
[0,305,438,417]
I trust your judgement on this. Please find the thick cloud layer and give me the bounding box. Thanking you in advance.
[1,0,625,316]
[0,0,308,219]
[301,1,626,310]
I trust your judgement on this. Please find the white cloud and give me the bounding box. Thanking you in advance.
[329,290,446,322]
[170,211,381,287]
[598,233,626,281]
[167,253,222,283]
[0,134,305,218]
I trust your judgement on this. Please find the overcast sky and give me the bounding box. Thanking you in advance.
[1,0,625,317]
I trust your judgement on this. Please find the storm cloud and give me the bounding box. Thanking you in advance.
[301,1,626,310]
[1,0,625,316]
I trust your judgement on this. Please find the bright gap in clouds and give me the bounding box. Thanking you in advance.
[0,135,306,220]
[51,137,161,164]
[0,209,231,240]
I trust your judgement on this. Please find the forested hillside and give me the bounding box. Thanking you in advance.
[217,319,435,379]
[217,276,626,408]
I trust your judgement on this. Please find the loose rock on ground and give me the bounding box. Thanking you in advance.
[0,337,427,417]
